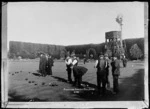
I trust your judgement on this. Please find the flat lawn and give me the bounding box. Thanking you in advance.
[8,60,145,101]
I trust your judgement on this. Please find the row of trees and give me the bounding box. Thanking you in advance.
[8,41,66,59]
[65,38,144,60]
[8,38,144,60]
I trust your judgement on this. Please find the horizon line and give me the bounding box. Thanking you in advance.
[9,37,144,46]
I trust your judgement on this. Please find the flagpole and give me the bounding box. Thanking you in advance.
[120,23,123,47]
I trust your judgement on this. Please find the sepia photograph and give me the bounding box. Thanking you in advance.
[1,1,149,108]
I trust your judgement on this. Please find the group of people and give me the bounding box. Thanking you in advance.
[65,53,121,95]
[39,53,54,76]
[94,54,121,95]
[38,52,124,96]
[65,54,88,88]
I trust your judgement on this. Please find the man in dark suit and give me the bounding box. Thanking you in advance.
[95,54,107,95]
[65,55,73,83]
[104,54,110,88]
[111,56,120,94]
[46,54,54,75]
[41,53,47,77]
[39,53,43,74]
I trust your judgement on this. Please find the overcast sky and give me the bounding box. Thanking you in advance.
[7,2,144,46]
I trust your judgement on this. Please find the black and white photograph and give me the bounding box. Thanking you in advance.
[1,1,149,108]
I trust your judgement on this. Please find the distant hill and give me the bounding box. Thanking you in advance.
[8,38,144,60]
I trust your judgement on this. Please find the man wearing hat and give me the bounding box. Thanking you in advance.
[41,53,47,77]
[104,54,110,88]
[65,55,73,83]
[46,54,54,75]
[111,56,120,94]
[95,54,107,95]
[39,53,47,76]
[39,53,43,74]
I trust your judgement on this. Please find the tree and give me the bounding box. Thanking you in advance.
[105,49,112,57]
[20,49,30,59]
[60,49,67,59]
[114,46,124,59]
[8,52,16,59]
[66,51,70,57]
[130,44,143,60]
[71,50,75,56]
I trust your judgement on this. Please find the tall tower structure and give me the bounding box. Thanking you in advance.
[104,15,125,58]
[105,31,123,57]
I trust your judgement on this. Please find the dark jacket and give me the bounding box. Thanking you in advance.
[96,59,107,75]
[47,57,54,67]
[122,58,127,63]
[41,55,47,74]
[111,59,120,76]
[73,66,88,77]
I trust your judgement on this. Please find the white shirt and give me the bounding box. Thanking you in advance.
[72,59,78,66]
[45,55,48,60]
[94,60,98,68]
[65,58,72,65]
[94,59,107,68]
[105,58,109,67]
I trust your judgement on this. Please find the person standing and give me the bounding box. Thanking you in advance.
[83,54,86,64]
[122,55,127,67]
[104,54,110,88]
[41,53,47,77]
[95,54,107,95]
[65,55,73,83]
[39,53,43,74]
[46,54,54,75]
[111,56,120,94]
[72,56,88,88]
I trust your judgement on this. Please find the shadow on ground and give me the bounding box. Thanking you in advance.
[77,68,144,101]
[115,68,144,101]
[51,76,68,83]
[8,69,144,101]
[51,75,113,101]
[32,72,41,77]
[51,75,97,89]
[52,69,144,101]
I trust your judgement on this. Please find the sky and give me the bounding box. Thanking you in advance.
[7,2,144,46]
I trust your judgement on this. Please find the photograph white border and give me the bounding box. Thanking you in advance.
[1,2,149,108]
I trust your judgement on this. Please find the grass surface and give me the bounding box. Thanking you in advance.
[8,60,144,101]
